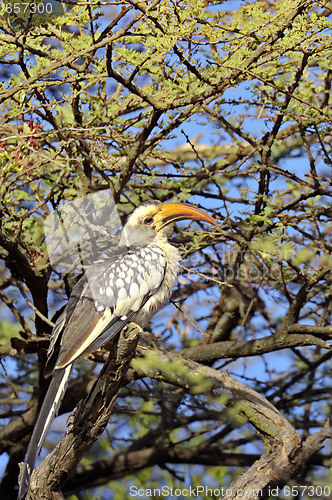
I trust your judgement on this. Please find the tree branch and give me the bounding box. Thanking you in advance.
[131,350,331,499]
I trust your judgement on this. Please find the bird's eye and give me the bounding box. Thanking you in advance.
[143,216,154,226]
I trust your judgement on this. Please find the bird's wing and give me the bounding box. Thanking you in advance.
[19,245,167,498]
[48,245,167,371]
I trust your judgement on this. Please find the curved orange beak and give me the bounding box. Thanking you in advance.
[154,202,218,231]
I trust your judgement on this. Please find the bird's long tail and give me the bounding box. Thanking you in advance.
[18,365,72,499]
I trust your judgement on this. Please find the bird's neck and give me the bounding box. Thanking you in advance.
[155,238,181,271]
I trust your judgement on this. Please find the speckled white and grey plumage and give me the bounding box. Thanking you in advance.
[46,205,181,372]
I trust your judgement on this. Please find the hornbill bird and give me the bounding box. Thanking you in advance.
[18,200,217,498]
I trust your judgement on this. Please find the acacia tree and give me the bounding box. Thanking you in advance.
[0,0,332,498]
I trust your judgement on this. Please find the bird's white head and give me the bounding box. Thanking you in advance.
[120,200,217,247]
